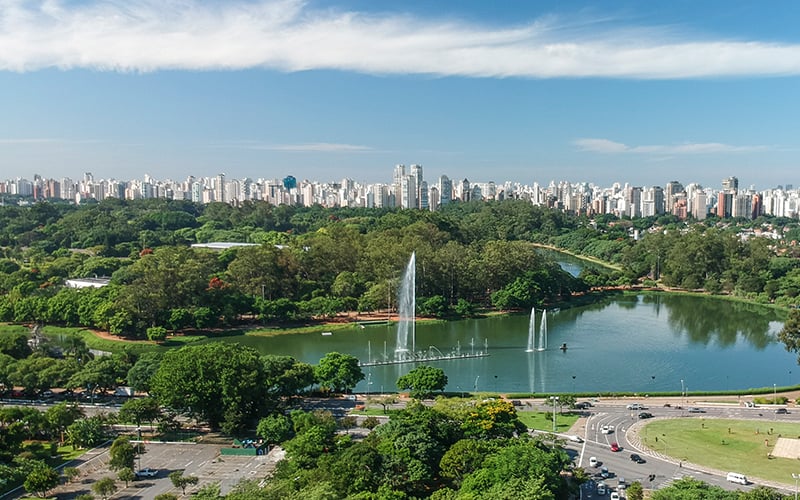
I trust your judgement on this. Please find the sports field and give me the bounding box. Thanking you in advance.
[641,418,800,484]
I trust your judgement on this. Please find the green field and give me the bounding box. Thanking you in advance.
[517,410,579,433]
[642,418,800,485]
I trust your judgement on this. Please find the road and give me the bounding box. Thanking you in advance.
[564,400,799,498]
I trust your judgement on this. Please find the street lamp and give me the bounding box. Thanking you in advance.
[792,472,800,500]
[474,375,480,393]
[681,379,685,405]
[572,375,576,393]
[551,396,559,433]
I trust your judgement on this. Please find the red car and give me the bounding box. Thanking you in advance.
[611,442,621,452]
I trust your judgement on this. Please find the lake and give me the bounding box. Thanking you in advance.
[210,293,793,394]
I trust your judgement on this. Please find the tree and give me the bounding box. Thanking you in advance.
[23,462,60,498]
[256,414,293,445]
[92,476,117,499]
[118,467,135,487]
[397,365,448,399]
[126,352,161,393]
[63,466,81,483]
[191,483,223,499]
[169,470,199,495]
[118,397,161,427]
[46,402,84,445]
[626,481,644,500]
[314,352,364,394]
[146,326,168,343]
[109,436,136,471]
[154,494,179,500]
[461,399,527,440]
[150,343,268,431]
[66,415,107,449]
[779,309,800,364]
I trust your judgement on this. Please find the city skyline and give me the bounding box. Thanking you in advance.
[2,1,800,187]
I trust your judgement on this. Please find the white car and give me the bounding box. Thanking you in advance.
[601,425,614,434]
[589,456,599,467]
[626,403,645,410]
[610,492,621,500]
[135,468,158,478]
[597,482,607,495]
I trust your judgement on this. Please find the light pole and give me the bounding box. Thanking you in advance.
[792,472,800,500]
[681,379,685,405]
[572,375,576,393]
[474,375,480,393]
[774,383,778,421]
[551,396,559,433]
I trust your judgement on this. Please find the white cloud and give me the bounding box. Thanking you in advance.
[574,138,769,154]
[2,1,800,78]
[219,141,372,152]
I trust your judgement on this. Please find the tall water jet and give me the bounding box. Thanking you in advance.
[537,309,548,351]
[394,253,416,360]
[526,307,536,352]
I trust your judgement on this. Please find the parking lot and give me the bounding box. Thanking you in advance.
[47,442,281,499]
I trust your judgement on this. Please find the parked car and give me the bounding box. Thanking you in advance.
[589,456,599,467]
[610,442,621,452]
[597,482,607,495]
[600,466,610,478]
[610,492,620,500]
[135,468,158,478]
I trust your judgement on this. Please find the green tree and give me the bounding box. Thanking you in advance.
[146,326,168,343]
[256,414,294,445]
[46,402,84,445]
[169,470,199,495]
[118,467,135,487]
[126,352,161,393]
[439,439,494,488]
[397,365,448,399]
[191,482,223,499]
[66,415,107,449]
[461,399,527,440]
[151,343,268,431]
[0,332,32,359]
[626,481,644,500]
[118,397,161,427]
[154,494,179,500]
[109,436,136,471]
[23,462,60,498]
[314,352,364,394]
[92,476,117,499]
[779,309,800,364]
[63,466,81,483]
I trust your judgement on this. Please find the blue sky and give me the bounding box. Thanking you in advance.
[2,0,800,189]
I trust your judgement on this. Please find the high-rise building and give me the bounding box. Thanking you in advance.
[438,175,453,206]
[722,176,739,194]
[410,164,423,209]
[717,192,732,218]
[400,175,417,209]
[215,173,226,203]
[665,181,684,213]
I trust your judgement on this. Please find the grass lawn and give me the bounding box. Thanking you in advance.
[518,410,580,433]
[642,418,800,485]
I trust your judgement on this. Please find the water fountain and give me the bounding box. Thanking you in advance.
[525,307,536,352]
[394,252,416,361]
[360,252,490,366]
[537,309,548,351]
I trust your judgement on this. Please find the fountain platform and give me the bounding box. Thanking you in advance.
[360,349,489,367]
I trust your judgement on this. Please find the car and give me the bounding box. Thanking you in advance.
[574,402,590,410]
[618,477,626,488]
[630,453,646,464]
[687,407,705,413]
[568,435,584,443]
[596,482,607,495]
[600,466,610,478]
[135,468,158,478]
[610,442,621,452]
[638,412,654,419]
[589,456,599,467]
[775,408,789,414]
[601,425,614,434]
[626,403,646,410]
[610,493,620,500]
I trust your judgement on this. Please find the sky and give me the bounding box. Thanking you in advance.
[2,0,800,190]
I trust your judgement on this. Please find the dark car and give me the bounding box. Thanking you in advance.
[775,408,789,414]
[574,402,590,410]
[630,453,646,464]
[638,412,653,419]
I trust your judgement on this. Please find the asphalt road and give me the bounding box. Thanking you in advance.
[568,400,799,497]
